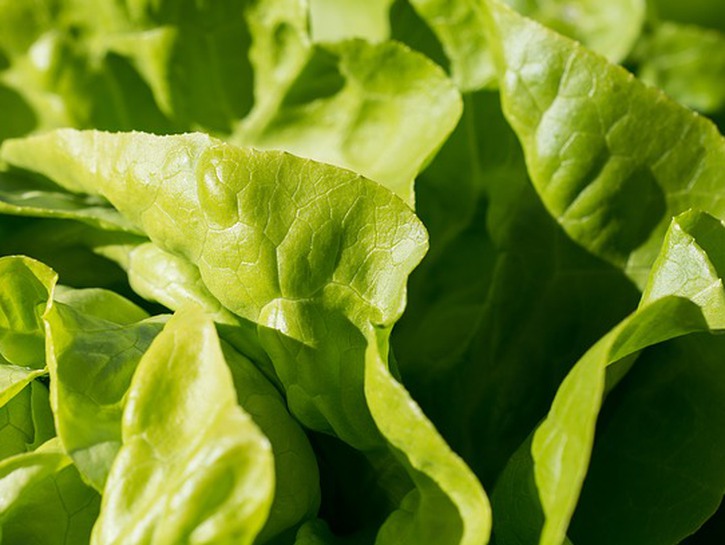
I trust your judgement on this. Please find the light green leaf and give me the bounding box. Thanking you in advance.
[493,210,725,545]
[481,0,725,286]
[52,285,150,325]
[119,241,273,372]
[237,38,462,205]
[309,0,394,42]
[237,0,462,205]
[91,306,274,545]
[0,438,100,545]
[0,0,56,56]
[44,297,163,492]
[0,255,56,369]
[505,0,645,63]
[4,129,490,545]
[0,365,46,408]
[1,130,427,446]
[2,0,460,204]
[47,279,318,539]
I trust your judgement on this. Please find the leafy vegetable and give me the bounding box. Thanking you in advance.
[0,1,724,544]
[0,439,100,545]
[91,306,274,545]
[493,210,725,545]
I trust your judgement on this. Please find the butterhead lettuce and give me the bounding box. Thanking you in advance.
[0,1,723,544]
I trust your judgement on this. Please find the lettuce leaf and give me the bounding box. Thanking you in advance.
[0,1,724,543]
[2,129,490,544]
[494,210,725,545]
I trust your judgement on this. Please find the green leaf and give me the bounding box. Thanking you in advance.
[1,130,427,445]
[44,296,163,491]
[47,279,318,539]
[632,22,725,114]
[237,38,462,205]
[91,306,274,545]
[0,6,174,135]
[0,83,35,142]
[569,334,725,545]
[0,170,141,233]
[0,381,54,460]
[392,90,638,488]
[0,0,56,56]
[651,0,725,33]
[0,364,46,408]
[406,0,495,91]
[237,0,463,205]
[481,0,725,286]
[96,0,255,132]
[308,0,394,42]
[0,218,145,292]
[4,129,490,545]
[222,341,321,542]
[365,326,490,544]
[402,0,645,93]
[492,210,725,545]
[113,241,274,375]
[0,439,100,545]
[1,0,460,205]
[0,255,56,369]
[505,0,645,63]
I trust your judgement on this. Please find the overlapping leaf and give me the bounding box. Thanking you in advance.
[91,307,275,545]
[0,439,100,545]
[2,129,490,545]
[493,210,725,545]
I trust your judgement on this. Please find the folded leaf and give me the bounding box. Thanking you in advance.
[3,129,490,545]
[0,381,54,460]
[222,341,321,542]
[407,0,495,91]
[481,0,725,286]
[570,334,725,545]
[91,306,274,545]
[46,281,320,540]
[114,241,274,377]
[0,364,45,408]
[365,326,490,544]
[0,170,141,233]
[2,130,426,445]
[493,210,725,545]
[0,439,100,545]
[0,255,56,369]
[44,297,163,491]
